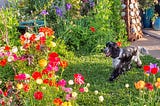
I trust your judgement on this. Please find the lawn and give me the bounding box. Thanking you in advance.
[62,54,160,106]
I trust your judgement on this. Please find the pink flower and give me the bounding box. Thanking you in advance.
[66,93,72,101]
[0,89,3,95]
[79,88,85,93]
[58,79,66,87]
[14,74,27,80]
[62,87,72,93]
[74,73,84,85]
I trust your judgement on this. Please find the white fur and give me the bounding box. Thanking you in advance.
[112,48,123,69]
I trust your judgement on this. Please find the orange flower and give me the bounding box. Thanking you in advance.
[39,27,54,36]
[53,98,63,106]
[60,60,68,68]
[155,82,160,88]
[134,80,145,89]
[116,42,122,47]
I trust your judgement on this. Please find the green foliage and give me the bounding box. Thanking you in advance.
[0,8,20,46]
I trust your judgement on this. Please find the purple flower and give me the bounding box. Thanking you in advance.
[40,10,49,15]
[90,2,95,7]
[55,7,63,17]
[66,3,72,10]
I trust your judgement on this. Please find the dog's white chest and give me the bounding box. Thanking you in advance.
[112,58,120,69]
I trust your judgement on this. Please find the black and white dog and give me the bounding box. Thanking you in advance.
[103,41,149,81]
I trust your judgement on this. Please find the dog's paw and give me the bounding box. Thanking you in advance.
[108,76,115,82]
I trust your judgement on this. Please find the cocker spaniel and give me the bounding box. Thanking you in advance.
[103,41,149,81]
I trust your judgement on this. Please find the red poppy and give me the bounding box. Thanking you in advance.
[53,98,63,106]
[4,46,10,51]
[0,59,7,67]
[32,71,42,80]
[36,44,41,51]
[90,27,96,32]
[116,42,122,47]
[34,91,43,100]
[145,83,154,91]
[143,65,150,72]
[60,60,68,68]
[74,73,85,85]
[151,68,158,74]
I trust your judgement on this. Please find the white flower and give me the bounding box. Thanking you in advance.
[25,74,30,79]
[7,56,14,62]
[125,84,129,88]
[86,83,90,87]
[99,96,104,102]
[72,92,78,98]
[12,46,18,53]
[20,46,26,51]
[36,79,43,84]
[84,87,88,92]
[94,90,99,95]
[68,80,74,85]
[42,87,46,90]
[24,32,32,38]
[121,12,126,17]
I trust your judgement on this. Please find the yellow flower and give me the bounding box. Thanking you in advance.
[134,80,145,89]
[38,59,47,67]
[62,102,72,106]
[157,78,160,82]
[17,83,23,89]
[49,41,56,47]
[155,82,160,88]
[36,79,43,84]
[144,73,150,77]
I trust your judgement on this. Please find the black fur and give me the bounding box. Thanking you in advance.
[103,41,147,81]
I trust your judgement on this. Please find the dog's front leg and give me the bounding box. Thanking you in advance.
[109,68,122,81]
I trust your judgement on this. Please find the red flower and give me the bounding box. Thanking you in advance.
[20,35,26,41]
[0,59,7,67]
[49,52,59,58]
[40,36,46,44]
[74,73,85,85]
[53,98,63,106]
[32,71,42,80]
[23,84,29,92]
[143,65,150,72]
[43,79,49,84]
[145,83,154,91]
[60,60,68,68]
[116,42,122,47]
[42,69,48,75]
[151,68,158,74]
[90,27,96,32]
[3,91,8,97]
[39,27,54,36]
[4,45,10,51]
[34,91,43,100]
[30,34,36,42]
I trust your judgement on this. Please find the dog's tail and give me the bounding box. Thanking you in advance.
[138,46,149,56]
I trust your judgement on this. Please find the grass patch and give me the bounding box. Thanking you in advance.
[62,54,160,106]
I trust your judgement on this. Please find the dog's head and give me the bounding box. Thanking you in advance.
[103,41,120,58]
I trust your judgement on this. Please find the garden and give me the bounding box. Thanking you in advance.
[0,0,160,106]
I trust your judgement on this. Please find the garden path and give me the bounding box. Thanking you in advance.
[131,29,160,60]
